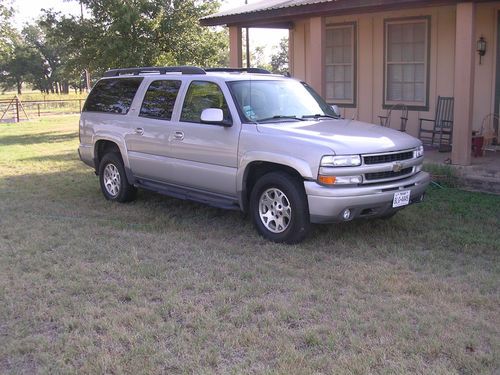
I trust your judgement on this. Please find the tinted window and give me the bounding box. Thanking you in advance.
[139,80,181,120]
[83,78,143,114]
[180,81,231,124]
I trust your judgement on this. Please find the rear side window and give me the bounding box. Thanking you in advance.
[139,80,182,120]
[83,78,143,114]
[180,81,231,124]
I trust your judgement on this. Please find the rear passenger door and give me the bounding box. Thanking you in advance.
[167,80,240,196]
[125,79,182,182]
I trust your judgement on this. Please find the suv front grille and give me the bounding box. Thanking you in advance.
[365,167,413,181]
[364,151,413,165]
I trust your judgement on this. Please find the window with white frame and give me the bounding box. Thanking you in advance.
[325,23,356,106]
[385,17,429,109]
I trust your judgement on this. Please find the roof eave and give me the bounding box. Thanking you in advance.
[200,0,487,27]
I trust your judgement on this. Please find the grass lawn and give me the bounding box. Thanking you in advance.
[1,115,499,374]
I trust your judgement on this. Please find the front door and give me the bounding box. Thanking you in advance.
[167,80,240,197]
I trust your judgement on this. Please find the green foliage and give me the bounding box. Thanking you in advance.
[251,45,272,72]
[423,163,459,188]
[0,0,228,94]
[0,0,15,57]
[270,37,289,75]
[0,42,44,94]
[63,0,228,76]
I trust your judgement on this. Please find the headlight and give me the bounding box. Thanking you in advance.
[415,145,424,158]
[321,155,361,167]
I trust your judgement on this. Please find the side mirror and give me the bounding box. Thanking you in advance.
[200,108,231,126]
[331,105,341,118]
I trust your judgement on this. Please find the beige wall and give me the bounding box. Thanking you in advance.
[473,3,498,132]
[289,3,500,138]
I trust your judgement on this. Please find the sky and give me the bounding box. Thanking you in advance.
[11,0,288,59]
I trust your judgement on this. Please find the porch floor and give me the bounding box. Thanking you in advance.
[424,149,500,195]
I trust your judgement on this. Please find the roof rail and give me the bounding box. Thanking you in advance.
[205,67,271,74]
[103,66,206,77]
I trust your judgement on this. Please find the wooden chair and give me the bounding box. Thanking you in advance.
[378,104,408,132]
[480,113,499,154]
[418,96,454,148]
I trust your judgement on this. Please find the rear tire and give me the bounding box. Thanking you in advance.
[250,171,310,244]
[98,153,136,202]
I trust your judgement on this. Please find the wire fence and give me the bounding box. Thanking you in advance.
[0,97,84,123]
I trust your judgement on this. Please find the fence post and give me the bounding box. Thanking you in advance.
[79,99,82,113]
[38,103,41,117]
[15,97,20,123]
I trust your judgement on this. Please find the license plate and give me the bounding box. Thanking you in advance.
[393,191,410,208]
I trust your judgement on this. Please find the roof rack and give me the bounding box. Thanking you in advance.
[103,66,206,77]
[205,67,271,74]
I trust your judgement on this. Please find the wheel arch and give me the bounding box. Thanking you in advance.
[239,159,309,213]
[93,138,135,184]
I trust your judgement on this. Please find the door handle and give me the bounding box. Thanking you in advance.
[134,127,144,135]
[173,131,184,140]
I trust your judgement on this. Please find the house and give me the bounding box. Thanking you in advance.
[200,0,500,166]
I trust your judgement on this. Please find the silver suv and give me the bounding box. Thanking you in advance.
[78,66,430,243]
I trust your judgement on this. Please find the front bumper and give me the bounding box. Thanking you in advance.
[305,171,430,223]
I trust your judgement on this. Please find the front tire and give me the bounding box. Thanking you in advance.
[98,153,136,202]
[250,171,310,244]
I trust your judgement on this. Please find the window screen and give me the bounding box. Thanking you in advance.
[139,80,181,120]
[180,81,231,124]
[83,78,143,114]
[325,23,356,105]
[385,18,429,107]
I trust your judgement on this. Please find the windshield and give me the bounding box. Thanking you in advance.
[227,79,337,123]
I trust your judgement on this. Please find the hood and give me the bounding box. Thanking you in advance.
[256,119,421,155]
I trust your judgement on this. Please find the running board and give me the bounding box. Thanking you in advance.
[135,179,241,211]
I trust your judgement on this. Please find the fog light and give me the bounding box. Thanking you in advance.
[342,209,352,221]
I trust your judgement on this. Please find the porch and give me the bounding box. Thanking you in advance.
[424,148,500,194]
[201,0,500,172]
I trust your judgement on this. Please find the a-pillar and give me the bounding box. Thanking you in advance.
[229,26,243,68]
[308,17,325,96]
[452,2,476,166]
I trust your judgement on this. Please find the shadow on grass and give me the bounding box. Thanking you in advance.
[0,131,78,146]
[2,168,499,263]
[19,151,79,162]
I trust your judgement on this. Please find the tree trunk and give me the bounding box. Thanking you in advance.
[16,79,22,95]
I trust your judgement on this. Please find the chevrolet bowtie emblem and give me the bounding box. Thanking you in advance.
[392,162,403,172]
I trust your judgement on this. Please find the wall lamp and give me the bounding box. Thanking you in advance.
[477,36,486,64]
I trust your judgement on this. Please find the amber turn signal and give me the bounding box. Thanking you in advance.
[318,175,336,185]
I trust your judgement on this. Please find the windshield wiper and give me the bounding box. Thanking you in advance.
[302,114,339,120]
[257,115,306,123]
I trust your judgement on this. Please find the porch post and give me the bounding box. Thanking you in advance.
[309,17,325,96]
[229,26,243,68]
[452,2,476,166]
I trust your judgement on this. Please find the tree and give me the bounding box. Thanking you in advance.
[0,43,44,94]
[1,0,229,93]
[0,0,15,58]
[270,37,288,75]
[252,45,272,71]
[53,0,228,78]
